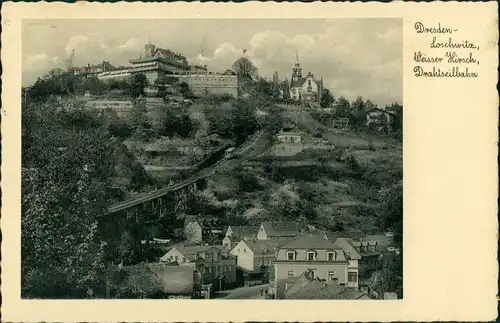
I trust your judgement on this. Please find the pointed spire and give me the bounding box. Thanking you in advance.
[295,49,300,64]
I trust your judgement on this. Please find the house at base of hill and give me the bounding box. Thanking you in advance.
[222,225,259,251]
[257,221,301,241]
[183,215,224,245]
[159,245,237,291]
[283,270,370,300]
[272,234,359,299]
[230,239,285,283]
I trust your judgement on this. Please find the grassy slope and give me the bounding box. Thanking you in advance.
[205,106,402,234]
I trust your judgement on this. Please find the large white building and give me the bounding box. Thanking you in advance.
[288,54,323,104]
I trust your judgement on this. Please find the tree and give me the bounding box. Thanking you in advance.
[281,79,291,101]
[232,57,258,80]
[373,251,403,299]
[130,73,148,98]
[178,82,194,99]
[320,89,335,109]
[22,105,113,298]
[350,96,367,129]
[157,106,194,138]
[379,181,403,245]
[262,104,285,134]
[387,102,403,135]
[333,96,351,118]
[232,100,259,144]
[128,98,151,139]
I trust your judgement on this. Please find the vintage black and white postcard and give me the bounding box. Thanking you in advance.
[1,1,498,322]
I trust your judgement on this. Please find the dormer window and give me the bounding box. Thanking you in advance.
[287,251,295,261]
[307,251,316,261]
[328,251,336,261]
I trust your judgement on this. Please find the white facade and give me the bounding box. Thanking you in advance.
[184,221,203,243]
[230,241,256,271]
[160,247,194,265]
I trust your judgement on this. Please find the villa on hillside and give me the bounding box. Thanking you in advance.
[288,53,323,104]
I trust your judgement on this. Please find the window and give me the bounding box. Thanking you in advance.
[243,248,246,253]
[238,248,240,253]
[204,267,209,273]
[307,251,315,261]
[287,251,295,261]
[287,271,295,277]
[182,257,186,263]
[328,252,336,262]
[328,271,335,282]
[175,256,178,262]
[257,259,261,266]
[348,272,358,283]
[223,265,227,272]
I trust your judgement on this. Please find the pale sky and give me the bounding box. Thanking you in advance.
[22,19,402,107]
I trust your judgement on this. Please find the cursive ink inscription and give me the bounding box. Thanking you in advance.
[414,22,458,34]
[430,37,478,50]
[413,21,480,78]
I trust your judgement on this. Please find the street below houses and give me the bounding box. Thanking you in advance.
[214,284,269,299]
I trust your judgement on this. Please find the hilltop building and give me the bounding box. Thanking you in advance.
[288,52,323,104]
[73,61,116,78]
[128,41,191,84]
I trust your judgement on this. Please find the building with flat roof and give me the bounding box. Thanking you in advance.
[129,41,191,84]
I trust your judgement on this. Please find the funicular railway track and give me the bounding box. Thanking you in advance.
[106,130,264,215]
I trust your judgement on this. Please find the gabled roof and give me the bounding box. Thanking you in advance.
[166,245,220,262]
[280,234,340,251]
[227,225,258,239]
[243,240,281,254]
[285,271,370,299]
[261,221,300,238]
[184,215,221,229]
[367,107,396,117]
[332,238,362,260]
[366,234,394,249]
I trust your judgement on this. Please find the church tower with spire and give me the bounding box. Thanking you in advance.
[291,49,303,83]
